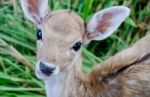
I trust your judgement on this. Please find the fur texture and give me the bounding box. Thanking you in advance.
[44,34,150,97]
[20,0,150,96]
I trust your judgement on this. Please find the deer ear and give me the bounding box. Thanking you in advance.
[20,0,49,25]
[84,6,130,43]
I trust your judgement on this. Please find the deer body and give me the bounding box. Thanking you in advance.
[20,0,150,97]
[44,35,150,97]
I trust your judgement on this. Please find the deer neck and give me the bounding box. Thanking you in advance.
[45,54,87,97]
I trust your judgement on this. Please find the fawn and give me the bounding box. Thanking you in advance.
[21,0,150,97]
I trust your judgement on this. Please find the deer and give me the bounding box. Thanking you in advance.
[20,0,150,97]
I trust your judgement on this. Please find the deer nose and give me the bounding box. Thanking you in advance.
[39,62,56,76]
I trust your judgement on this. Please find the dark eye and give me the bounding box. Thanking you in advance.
[36,29,42,40]
[72,42,82,51]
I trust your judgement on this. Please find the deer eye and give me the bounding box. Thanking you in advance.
[72,42,82,51]
[36,29,42,40]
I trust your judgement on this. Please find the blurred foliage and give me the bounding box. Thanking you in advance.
[0,0,149,97]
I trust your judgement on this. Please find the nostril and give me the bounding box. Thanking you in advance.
[39,62,55,76]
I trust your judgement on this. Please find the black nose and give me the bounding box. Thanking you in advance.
[39,62,55,76]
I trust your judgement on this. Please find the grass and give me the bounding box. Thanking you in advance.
[0,0,149,97]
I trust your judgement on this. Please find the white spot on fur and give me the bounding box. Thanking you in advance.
[45,75,63,97]
[126,80,137,85]
[109,79,116,84]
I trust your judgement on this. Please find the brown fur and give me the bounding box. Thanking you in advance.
[88,34,150,97]
[20,1,150,96]
[56,35,150,97]
[41,11,150,97]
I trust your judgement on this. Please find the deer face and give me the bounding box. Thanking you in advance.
[36,11,84,79]
[21,0,130,80]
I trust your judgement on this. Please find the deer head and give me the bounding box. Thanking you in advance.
[21,0,130,80]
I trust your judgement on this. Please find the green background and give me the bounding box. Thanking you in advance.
[0,0,149,97]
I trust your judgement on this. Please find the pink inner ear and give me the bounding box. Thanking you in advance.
[27,0,41,24]
[87,12,114,39]
[87,32,99,39]
[28,0,39,15]
[96,12,114,33]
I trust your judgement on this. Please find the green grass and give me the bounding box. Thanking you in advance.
[0,0,149,97]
